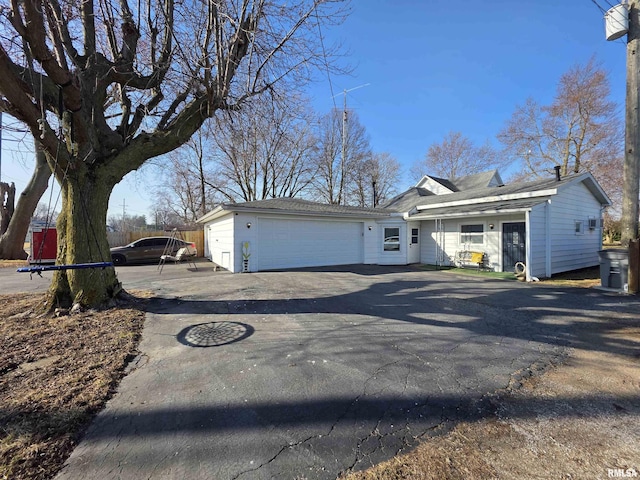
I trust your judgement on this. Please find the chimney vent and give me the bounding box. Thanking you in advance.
[554,165,561,182]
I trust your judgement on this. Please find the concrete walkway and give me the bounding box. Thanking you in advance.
[22,263,635,479]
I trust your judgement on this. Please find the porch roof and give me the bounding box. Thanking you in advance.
[407,197,547,220]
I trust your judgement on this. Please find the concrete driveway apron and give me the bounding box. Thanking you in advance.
[55,265,639,479]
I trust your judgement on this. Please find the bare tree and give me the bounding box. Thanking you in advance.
[148,207,184,230]
[0,143,51,259]
[32,201,59,223]
[350,152,401,207]
[0,0,348,308]
[153,132,225,224]
[310,108,371,204]
[498,58,622,179]
[412,131,501,181]
[210,94,317,201]
[107,213,147,232]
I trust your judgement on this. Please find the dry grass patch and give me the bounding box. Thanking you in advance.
[344,424,498,480]
[343,323,640,480]
[0,259,28,269]
[0,293,147,480]
[541,266,601,288]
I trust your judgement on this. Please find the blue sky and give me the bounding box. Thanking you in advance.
[0,0,627,221]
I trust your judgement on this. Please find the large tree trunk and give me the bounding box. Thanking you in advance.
[0,148,52,259]
[46,164,121,309]
[0,181,15,235]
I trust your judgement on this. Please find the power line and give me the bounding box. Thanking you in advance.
[590,0,607,14]
[314,5,337,111]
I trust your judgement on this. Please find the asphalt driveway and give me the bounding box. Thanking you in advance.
[9,263,633,479]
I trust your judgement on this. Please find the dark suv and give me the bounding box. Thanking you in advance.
[110,236,197,265]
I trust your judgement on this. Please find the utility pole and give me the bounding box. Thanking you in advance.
[121,199,126,232]
[623,0,640,247]
[0,111,3,183]
[334,84,369,205]
[623,0,640,293]
[341,89,347,204]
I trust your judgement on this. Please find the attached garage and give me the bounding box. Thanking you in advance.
[256,218,364,271]
[198,198,393,273]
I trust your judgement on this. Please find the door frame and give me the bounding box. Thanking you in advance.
[407,222,421,264]
[501,221,526,273]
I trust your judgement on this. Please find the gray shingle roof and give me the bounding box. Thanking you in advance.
[198,171,609,225]
[413,173,585,209]
[222,197,395,217]
[381,187,433,211]
[451,170,502,191]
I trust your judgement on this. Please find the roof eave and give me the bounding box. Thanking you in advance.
[415,188,558,211]
[199,205,395,221]
[565,172,612,206]
[196,205,229,224]
[409,206,535,220]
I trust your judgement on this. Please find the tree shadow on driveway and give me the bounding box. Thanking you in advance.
[146,272,640,359]
[57,268,639,480]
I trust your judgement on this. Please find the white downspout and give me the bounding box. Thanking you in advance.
[525,209,532,281]
[545,200,552,278]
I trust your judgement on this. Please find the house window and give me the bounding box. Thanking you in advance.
[460,224,484,245]
[384,227,400,251]
[575,220,584,235]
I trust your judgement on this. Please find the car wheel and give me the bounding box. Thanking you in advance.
[112,254,126,265]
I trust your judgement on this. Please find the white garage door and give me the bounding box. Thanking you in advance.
[256,218,364,271]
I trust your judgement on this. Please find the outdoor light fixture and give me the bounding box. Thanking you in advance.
[368,225,372,231]
[246,222,252,229]
[489,224,494,230]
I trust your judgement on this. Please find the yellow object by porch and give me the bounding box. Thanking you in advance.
[470,252,484,264]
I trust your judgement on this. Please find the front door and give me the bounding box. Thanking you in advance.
[502,222,526,272]
[408,223,420,264]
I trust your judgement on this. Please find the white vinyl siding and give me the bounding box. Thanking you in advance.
[549,182,602,274]
[421,221,439,265]
[206,215,235,271]
[528,202,548,278]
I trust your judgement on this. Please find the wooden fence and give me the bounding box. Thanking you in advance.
[107,230,205,257]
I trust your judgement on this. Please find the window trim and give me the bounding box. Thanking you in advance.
[383,227,401,252]
[460,223,485,246]
[575,220,584,235]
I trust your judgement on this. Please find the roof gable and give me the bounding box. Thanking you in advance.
[411,172,611,216]
[414,169,504,195]
[382,187,434,211]
[385,171,611,217]
[415,175,457,194]
[451,170,503,190]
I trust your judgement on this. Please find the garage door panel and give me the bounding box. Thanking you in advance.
[257,218,363,271]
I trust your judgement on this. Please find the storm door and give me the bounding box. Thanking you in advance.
[502,222,526,272]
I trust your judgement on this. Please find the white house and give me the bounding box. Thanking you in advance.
[197,170,611,279]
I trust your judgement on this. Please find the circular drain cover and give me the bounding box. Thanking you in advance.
[177,321,253,347]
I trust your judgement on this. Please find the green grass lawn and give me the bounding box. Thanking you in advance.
[419,264,601,287]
